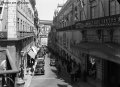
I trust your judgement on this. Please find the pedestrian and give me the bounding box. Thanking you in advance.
[30,66,34,76]
[26,68,29,75]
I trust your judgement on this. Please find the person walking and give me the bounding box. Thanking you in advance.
[30,66,34,76]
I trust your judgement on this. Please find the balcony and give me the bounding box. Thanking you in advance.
[56,14,120,31]
[57,25,75,31]
[17,31,35,40]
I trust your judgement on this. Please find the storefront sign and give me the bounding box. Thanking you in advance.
[75,14,120,29]
[0,32,7,39]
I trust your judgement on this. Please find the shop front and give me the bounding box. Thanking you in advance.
[86,55,103,87]
[21,45,39,77]
[72,42,120,87]
[26,45,39,67]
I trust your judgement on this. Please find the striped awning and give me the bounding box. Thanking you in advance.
[28,49,36,59]
[27,45,40,59]
[31,46,40,54]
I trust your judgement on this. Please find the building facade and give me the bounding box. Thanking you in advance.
[0,0,39,86]
[38,20,52,46]
[51,0,120,87]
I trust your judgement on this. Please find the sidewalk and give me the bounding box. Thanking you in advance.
[24,74,32,87]
[58,60,94,87]
[24,61,37,87]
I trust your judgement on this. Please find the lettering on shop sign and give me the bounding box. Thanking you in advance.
[75,14,120,29]
[0,32,7,39]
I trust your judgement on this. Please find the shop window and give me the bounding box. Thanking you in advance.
[108,29,114,43]
[96,29,102,40]
[81,30,87,42]
[87,56,96,79]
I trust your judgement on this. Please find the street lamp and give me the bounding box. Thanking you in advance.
[20,51,24,79]
[16,51,25,87]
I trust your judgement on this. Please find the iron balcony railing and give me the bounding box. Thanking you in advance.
[56,14,120,31]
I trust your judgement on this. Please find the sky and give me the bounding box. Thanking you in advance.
[36,0,67,21]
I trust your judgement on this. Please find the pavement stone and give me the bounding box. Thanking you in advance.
[57,57,94,87]
[24,61,37,87]
[24,53,94,87]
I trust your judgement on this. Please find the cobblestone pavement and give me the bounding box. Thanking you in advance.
[24,54,94,87]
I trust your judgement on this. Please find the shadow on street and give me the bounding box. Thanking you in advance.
[51,66,77,87]
[57,84,68,87]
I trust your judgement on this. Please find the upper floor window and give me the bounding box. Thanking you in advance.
[21,20,22,31]
[110,0,116,15]
[89,0,97,19]
[89,0,96,3]
[17,18,19,31]
[23,21,24,31]
[91,6,97,18]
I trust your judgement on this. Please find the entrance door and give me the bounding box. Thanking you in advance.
[106,61,120,87]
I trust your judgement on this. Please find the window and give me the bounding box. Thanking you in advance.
[110,0,116,15]
[17,18,19,31]
[90,6,97,19]
[79,10,82,21]
[0,7,2,14]
[90,1,97,19]
[89,0,96,3]
[24,22,26,32]
[21,0,23,9]
[21,20,22,31]
[87,56,97,79]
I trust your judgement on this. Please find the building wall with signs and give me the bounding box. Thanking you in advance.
[0,0,36,86]
[7,0,34,39]
[52,0,120,87]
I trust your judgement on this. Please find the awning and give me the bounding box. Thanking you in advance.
[72,42,120,64]
[0,49,19,74]
[27,45,40,59]
[28,49,36,59]
[31,46,40,54]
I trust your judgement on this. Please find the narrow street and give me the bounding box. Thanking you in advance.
[29,54,73,87]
